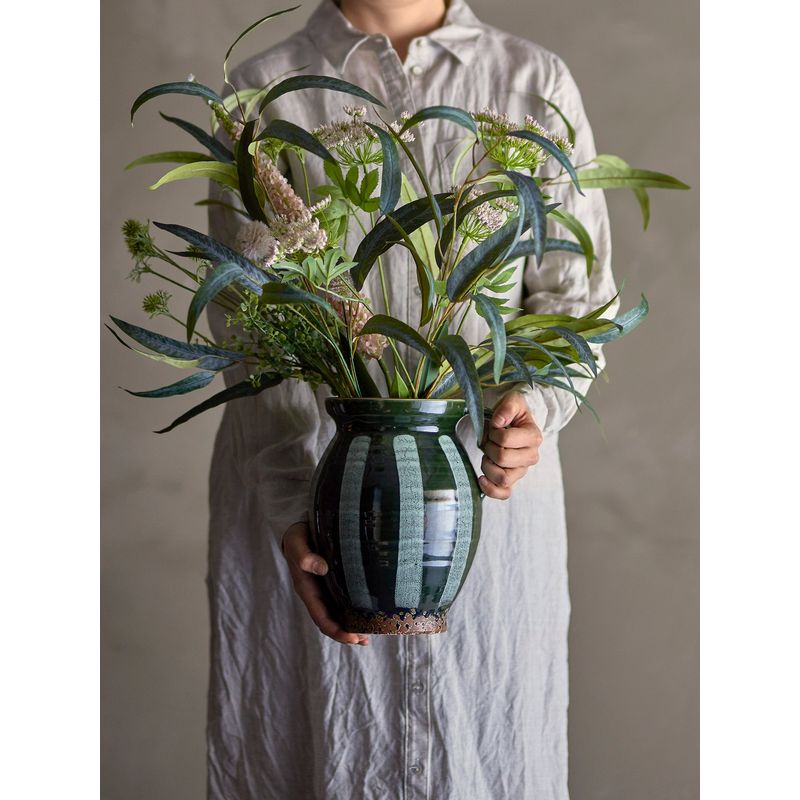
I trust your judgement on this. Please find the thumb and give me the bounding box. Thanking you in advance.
[491,391,525,428]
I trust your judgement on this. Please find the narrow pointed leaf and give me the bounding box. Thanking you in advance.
[400,105,477,135]
[575,161,690,190]
[124,371,216,398]
[255,118,336,163]
[109,316,241,359]
[352,193,455,289]
[353,353,382,398]
[504,170,545,265]
[106,324,211,369]
[223,7,300,82]
[547,326,597,376]
[259,283,337,315]
[187,262,246,340]
[447,214,525,301]
[155,375,282,433]
[152,221,269,286]
[131,81,223,123]
[158,112,234,162]
[594,154,652,228]
[126,151,216,170]
[550,207,595,276]
[437,334,484,442]
[509,130,583,195]
[507,236,589,261]
[530,94,576,145]
[149,161,239,191]
[586,294,649,343]
[236,120,267,222]
[259,75,385,116]
[359,315,442,364]
[472,293,507,385]
[365,123,401,214]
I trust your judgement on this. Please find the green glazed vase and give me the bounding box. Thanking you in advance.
[309,398,484,635]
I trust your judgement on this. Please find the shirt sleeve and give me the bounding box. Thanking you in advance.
[514,56,620,435]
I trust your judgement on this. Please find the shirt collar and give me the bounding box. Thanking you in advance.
[305,0,484,72]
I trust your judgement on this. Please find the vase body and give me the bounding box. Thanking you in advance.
[309,398,483,635]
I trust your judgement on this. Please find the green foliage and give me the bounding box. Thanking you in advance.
[112,7,688,431]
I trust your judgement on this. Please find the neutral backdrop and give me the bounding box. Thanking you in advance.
[101,1,699,798]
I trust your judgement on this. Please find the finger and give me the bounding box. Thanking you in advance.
[488,423,541,449]
[479,475,511,500]
[490,391,530,428]
[283,526,329,576]
[480,456,527,489]
[292,569,370,646]
[483,440,540,469]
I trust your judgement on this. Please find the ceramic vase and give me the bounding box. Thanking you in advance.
[309,398,484,635]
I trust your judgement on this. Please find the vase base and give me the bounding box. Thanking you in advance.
[343,607,448,635]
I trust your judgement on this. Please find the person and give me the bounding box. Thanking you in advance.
[205,1,618,798]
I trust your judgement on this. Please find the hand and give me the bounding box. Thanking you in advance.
[479,390,543,500]
[281,522,370,646]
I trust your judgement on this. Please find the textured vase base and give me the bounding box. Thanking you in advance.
[343,608,448,635]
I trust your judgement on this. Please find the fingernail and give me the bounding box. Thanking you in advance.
[313,561,328,576]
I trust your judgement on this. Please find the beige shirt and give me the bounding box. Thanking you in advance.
[206,2,617,798]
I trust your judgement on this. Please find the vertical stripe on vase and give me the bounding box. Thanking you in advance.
[437,435,474,607]
[392,435,425,608]
[338,435,372,609]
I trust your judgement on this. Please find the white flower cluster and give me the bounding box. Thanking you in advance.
[312,106,415,152]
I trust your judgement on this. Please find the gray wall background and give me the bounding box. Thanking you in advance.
[101,1,698,798]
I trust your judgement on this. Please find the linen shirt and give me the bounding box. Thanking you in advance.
[205,1,618,798]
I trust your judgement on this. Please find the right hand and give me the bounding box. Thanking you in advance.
[281,522,370,646]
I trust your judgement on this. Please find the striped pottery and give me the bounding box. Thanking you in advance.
[309,398,483,635]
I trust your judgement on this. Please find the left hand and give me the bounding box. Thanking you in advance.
[479,391,543,500]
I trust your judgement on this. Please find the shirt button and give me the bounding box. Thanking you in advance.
[413,286,421,297]
[416,39,428,48]
[411,680,424,693]
[409,762,424,775]
[410,64,424,77]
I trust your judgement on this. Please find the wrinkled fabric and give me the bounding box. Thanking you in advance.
[205,2,618,798]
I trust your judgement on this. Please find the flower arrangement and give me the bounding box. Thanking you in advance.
[110,8,688,442]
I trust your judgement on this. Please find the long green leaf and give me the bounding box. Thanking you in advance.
[359,315,441,364]
[223,7,300,84]
[472,293,507,385]
[130,81,223,123]
[126,151,216,170]
[158,112,234,162]
[353,352,382,398]
[504,170,545,265]
[575,160,690,190]
[510,130,583,195]
[124,371,216,398]
[149,161,239,192]
[586,294,649,343]
[259,75,385,116]
[365,123,401,214]
[400,105,477,135]
[547,326,597,376]
[447,214,525,301]
[155,375,282,433]
[259,283,337,315]
[400,176,437,270]
[256,118,336,163]
[152,221,269,288]
[106,324,209,369]
[530,94,576,145]
[236,119,267,223]
[594,154,651,228]
[437,335,484,442]
[352,193,455,289]
[108,317,240,370]
[187,262,246,340]
[549,207,595,276]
